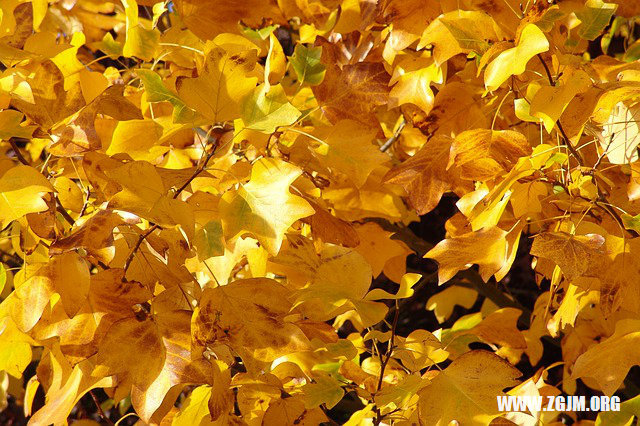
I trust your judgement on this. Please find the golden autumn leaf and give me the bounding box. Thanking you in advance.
[10,60,85,130]
[417,350,521,426]
[176,43,259,124]
[219,158,314,255]
[530,232,606,281]
[418,10,505,65]
[29,360,115,426]
[314,62,390,126]
[173,0,285,40]
[572,319,640,396]
[192,278,310,363]
[0,165,53,229]
[449,129,532,180]
[425,227,509,285]
[384,135,454,215]
[95,310,211,422]
[485,24,549,91]
[311,120,388,188]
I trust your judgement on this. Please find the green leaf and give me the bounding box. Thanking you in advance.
[0,110,36,140]
[301,373,345,409]
[194,220,225,259]
[596,394,639,426]
[576,0,618,41]
[624,39,640,62]
[602,16,625,54]
[622,213,640,232]
[242,84,301,134]
[290,44,326,86]
[136,69,196,124]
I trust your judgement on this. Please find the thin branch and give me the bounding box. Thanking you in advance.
[374,300,400,425]
[536,54,585,167]
[380,117,406,152]
[89,390,115,426]
[536,54,633,236]
[56,202,76,226]
[9,139,29,165]
[121,224,159,277]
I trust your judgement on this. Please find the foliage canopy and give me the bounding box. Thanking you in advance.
[3,0,640,425]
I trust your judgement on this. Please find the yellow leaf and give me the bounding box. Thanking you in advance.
[11,60,85,129]
[0,165,53,229]
[176,43,258,123]
[315,62,390,126]
[106,119,164,157]
[418,11,505,65]
[384,135,454,215]
[426,286,478,323]
[53,176,84,213]
[425,227,509,285]
[0,317,32,377]
[192,278,310,363]
[173,0,285,40]
[366,272,421,300]
[262,396,327,426]
[122,0,160,61]
[395,329,448,372]
[29,360,115,426]
[449,129,532,181]
[485,24,549,92]
[172,385,215,425]
[220,158,314,255]
[375,374,427,410]
[312,120,388,188]
[265,31,285,85]
[241,83,301,134]
[389,56,441,114]
[467,308,526,350]
[0,110,35,139]
[572,319,640,396]
[601,101,640,164]
[530,69,592,133]
[302,372,345,409]
[95,310,211,422]
[417,350,521,426]
[530,232,606,281]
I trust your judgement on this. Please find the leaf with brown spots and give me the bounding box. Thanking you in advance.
[94,310,212,423]
[51,84,142,155]
[314,62,390,127]
[173,0,285,40]
[50,210,127,265]
[10,60,85,130]
[192,278,310,366]
[383,135,454,215]
[530,232,607,281]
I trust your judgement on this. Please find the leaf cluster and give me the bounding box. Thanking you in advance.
[2,0,640,425]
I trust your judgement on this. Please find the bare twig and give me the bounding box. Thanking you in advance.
[374,300,400,425]
[9,139,29,165]
[89,390,114,426]
[536,54,584,167]
[536,54,633,236]
[55,200,76,226]
[380,117,406,152]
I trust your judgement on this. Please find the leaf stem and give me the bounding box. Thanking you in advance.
[89,390,115,426]
[374,299,400,425]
